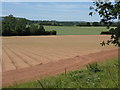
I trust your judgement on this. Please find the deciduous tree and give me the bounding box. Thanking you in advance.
[89,1,120,46]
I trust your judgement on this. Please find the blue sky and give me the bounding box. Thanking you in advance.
[2,2,101,22]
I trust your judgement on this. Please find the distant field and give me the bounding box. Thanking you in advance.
[44,26,110,35]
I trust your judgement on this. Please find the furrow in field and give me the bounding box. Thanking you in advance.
[3,46,30,69]
[22,47,63,60]
[38,48,85,62]
[29,48,71,62]
[7,45,49,64]
[14,45,82,62]
[9,45,59,63]
[30,48,64,60]
[5,46,34,67]
[2,48,118,86]
[40,48,80,59]
[41,47,86,58]
[2,50,16,72]
[7,45,43,62]
[6,45,43,66]
[3,47,18,70]
[34,48,71,59]
[23,46,75,61]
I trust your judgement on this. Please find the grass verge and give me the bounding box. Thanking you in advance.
[6,57,118,88]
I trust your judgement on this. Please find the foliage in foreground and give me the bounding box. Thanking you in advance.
[90,1,120,46]
[7,58,118,88]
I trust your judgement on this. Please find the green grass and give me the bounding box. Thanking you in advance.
[44,26,111,35]
[7,57,118,88]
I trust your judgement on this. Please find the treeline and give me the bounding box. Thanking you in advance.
[76,22,118,27]
[2,15,57,36]
[30,20,80,26]
[2,15,118,36]
[30,20,118,27]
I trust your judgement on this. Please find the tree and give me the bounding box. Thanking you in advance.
[86,22,91,26]
[89,1,120,47]
[2,25,12,36]
[24,27,31,35]
[51,30,57,35]
[16,18,28,35]
[29,24,38,35]
[39,24,45,32]
[2,15,57,36]
[2,14,16,35]
[92,22,100,26]
[34,24,45,35]
[2,14,28,36]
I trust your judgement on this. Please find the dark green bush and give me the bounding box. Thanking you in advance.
[86,63,101,73]
[51,30,57,35]
[100,31,113,35]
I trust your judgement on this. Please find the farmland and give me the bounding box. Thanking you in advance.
[44,26,111,35]
[2,35,116,72]
[2,1,119,88]
[2,35,118,86]
[8,58,118,88]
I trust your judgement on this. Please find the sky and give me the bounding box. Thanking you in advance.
[2,2,101,22]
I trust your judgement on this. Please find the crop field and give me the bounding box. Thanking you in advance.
[2,35,118,86]
[44,26,111,35]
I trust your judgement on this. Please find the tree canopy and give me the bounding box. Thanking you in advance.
[2,15,57,36]
[90,1,120,47]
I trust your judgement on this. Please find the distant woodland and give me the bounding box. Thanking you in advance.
[1,14,118,36]
[2,15,56,36]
